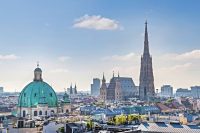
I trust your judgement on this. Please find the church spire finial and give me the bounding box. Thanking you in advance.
[70,83,72,88]
[37,61,39,68]
[102,72,106,82]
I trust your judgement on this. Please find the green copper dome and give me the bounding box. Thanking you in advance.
[18,65,58,108]
[18,81,58,108]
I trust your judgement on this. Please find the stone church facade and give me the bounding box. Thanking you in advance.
[100,74,122,102]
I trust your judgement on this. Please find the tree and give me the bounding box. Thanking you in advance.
[86,120,93,131]
[126,114,141,124]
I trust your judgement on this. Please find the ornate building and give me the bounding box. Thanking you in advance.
[139,21,155,101]
[112,77,137,100]
[17,64,71,119]
[100,72,137,102]
[60,91,71,113]
[100,73,122,102]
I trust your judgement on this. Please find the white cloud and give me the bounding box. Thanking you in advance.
[58,56,71,62]
[0,54,20,60]
[102,52,139,61]
[160,50,200,61]
[173,63,192,70]
[110,66,137,76]
[159,63,192,71]
[73,14,121,30]
[50,68,69,73]
[175,50,200,60]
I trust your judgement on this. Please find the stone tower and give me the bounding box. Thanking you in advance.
[100,73,107,102]
[139,21,155,101]
[115,73,122,101]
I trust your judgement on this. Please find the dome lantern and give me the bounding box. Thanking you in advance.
[34,62,43,81]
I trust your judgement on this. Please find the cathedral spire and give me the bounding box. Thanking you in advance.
[139,21,155,101]
[74,83,77,94]
[102,72,106,82]
[143,20,150,56]
[70,83,72,88]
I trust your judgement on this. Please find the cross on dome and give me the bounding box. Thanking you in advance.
[37,61,39,68]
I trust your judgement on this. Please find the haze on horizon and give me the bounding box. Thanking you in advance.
[0,0,199,92]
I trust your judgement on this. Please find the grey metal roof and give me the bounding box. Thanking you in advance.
[138,122,200,133]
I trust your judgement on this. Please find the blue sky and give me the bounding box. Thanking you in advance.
[0,0,199,92]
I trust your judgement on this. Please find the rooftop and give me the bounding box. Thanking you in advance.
[138,122,200,133]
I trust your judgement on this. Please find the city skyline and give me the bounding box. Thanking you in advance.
[0,0,200,92]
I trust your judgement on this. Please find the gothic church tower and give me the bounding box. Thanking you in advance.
[100,73,107,102]
[139,21,155,101]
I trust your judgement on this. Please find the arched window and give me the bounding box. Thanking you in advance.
[39,110,42,115]
[45,111,47,115]
[66,109,69,113]
[34,111,37,116]
[144,87,147,96]
[51,110,54,114]
[50,93,53,97]
[23,110,26,117]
